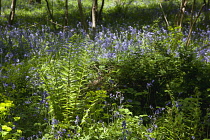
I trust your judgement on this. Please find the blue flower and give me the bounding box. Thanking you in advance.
[122,120,126,129]
[147,128,153,133]
[0,48,3,54]
[127,99,132,103]
[166,101,171,106]
[174,101,182,107]
[25,101,31,104]
[3,83,8,87]
[155,109,160,114]
[146,80,155,89]
[52,119,59,125]
[75,115,80,125]
[12,83,16,89]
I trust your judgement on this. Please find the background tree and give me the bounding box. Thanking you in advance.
[64,0,68,26]
[29,0,41,4]
[203,0,210,21]
[203,0,210,9]
[0,0,1,15]
[45,0,56,29]
[98,0,105,22]
[176,0,188,31]
[91,0,105,38]
[8,0,17,25]
[92,0,98,38]
[77,0,88,33]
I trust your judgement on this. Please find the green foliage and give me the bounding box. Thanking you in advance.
[113,26,210,117]
[152,91,203,139]
[0,95,22,139]
[73,100,149,140]
[81,90,108,124]
[32,38,94,137]
[0,57,49,137]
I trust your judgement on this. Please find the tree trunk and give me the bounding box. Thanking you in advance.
[98,0,105,22]
[203,0,210,21]
[204,0,207,10]
[0,0,1,15]
[92,0,98,29]
[77,0,88,33]
[29,0,41,4]
[36,0,41,4]
[208,0,210,9]
[29,0,33,4]
[8,0,17,25]
[190,0,196,26]
[176,0,188,31]
[45,0,56,30]
[64,0,68,26]
[91,0,98,39]
[204,0,210,10]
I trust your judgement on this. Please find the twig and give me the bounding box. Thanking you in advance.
[159,2,169,27]
[47,19,65,28]
[176,0,188,32]
[185,4,205,47]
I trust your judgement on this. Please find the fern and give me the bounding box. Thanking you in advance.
[36,42,91,134]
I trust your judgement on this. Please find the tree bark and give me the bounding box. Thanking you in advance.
[186,4,205,47]
[159,2,169,27]
[45,0,56,30]
[29,0,33,4]
[0,0,1,15]
[8,0,17,25]
[176,0,188,31]
[204,0,210,10]
[64,0,68,26]
[208,0,210,9]
[203,0,210,22]
[98,0,105,22]
[92,0,98,29]
[77,0,88,33]
[91,0,98,39]
[29,0,41,4]
[36,0,41,3]
[190,0,196,26]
